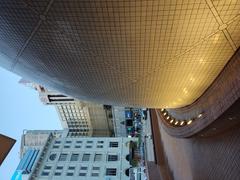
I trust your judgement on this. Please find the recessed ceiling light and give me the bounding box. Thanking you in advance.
[187,120,192,125]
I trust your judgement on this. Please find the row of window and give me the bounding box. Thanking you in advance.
[53,140,119,149]
[49,153,118,162]
[41,167,117,177]
[68,132,89,136]
[55,140,104,144]
[53,145,102,149]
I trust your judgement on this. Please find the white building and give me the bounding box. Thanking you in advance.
[19,79,113,137]
[13,130,136,180]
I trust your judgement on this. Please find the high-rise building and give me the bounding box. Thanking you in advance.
[12,130,136,180]
[19,80,114,137]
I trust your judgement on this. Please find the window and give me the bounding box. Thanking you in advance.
[76,140,82,143]
[79,173,86,176]
[92,167,100,170]
[107,155,118,161]
[106,168,117,176]
[92,173,99,176]
[66,140,72,144]
[41,171,49,176]
[80,166,88,170]
[109,142,118,148]
[97,141,104,143]
[58,153,68,161]
[54,140,61,144]
[86,145,92,148]
[68,166,75,170]
[53,145,59,149]
[94,154,102,161]
[97,145,103,148]
[64,145,70,148]
[82,154,90,161]
[79,166,88,176]
[54,172,61,176]
[56,166,63,170]
[87,141,93,143]
[44,165,52,170]
[70,153,79,161]
[75,145,81,148]
[66,172,74,176]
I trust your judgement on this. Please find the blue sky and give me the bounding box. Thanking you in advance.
[0,67,61,179]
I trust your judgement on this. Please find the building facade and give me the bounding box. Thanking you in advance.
[12,130,136,180]
[112,107,127,137]
[19,80,113,137]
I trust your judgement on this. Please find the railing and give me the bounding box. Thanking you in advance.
[29,133,54,180]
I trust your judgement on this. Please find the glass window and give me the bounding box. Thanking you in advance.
[94,154,102,161]
[80,166,88,170]
[66,140,72,144]
[66,172,74,176]
[97,145,103,148]
[106,168,117,176]
[107,155,118,161]
[75,145,81,148]
[54,172,61,176]
[79,173,86,176]
[56,166,63,170]
[44,165,52,170]
[92,173,99,176]
[64,145,70,148]
[70,154,79,161]
[109,142,118,148]
[76,140,82,143]
[86,145,92,148]
[97,141,104,144]
[87,141,93,143]
[54,140,61,144]
[82,154,90,161]
[53,145,59,149]
[41,171,49,176]
[68,166,75,170]
[58,153,68,161]
[92,167,100,170]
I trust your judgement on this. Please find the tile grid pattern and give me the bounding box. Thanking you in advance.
[0,0,240,107]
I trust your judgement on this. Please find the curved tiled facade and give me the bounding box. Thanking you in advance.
[1,1,240,180]
[157,49,240,137]
[1,1,240,107]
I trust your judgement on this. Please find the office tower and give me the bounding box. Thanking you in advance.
[19,80,113,137]
[37,86,114,137]
[0,134,16,166]
[12,130,137,180]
